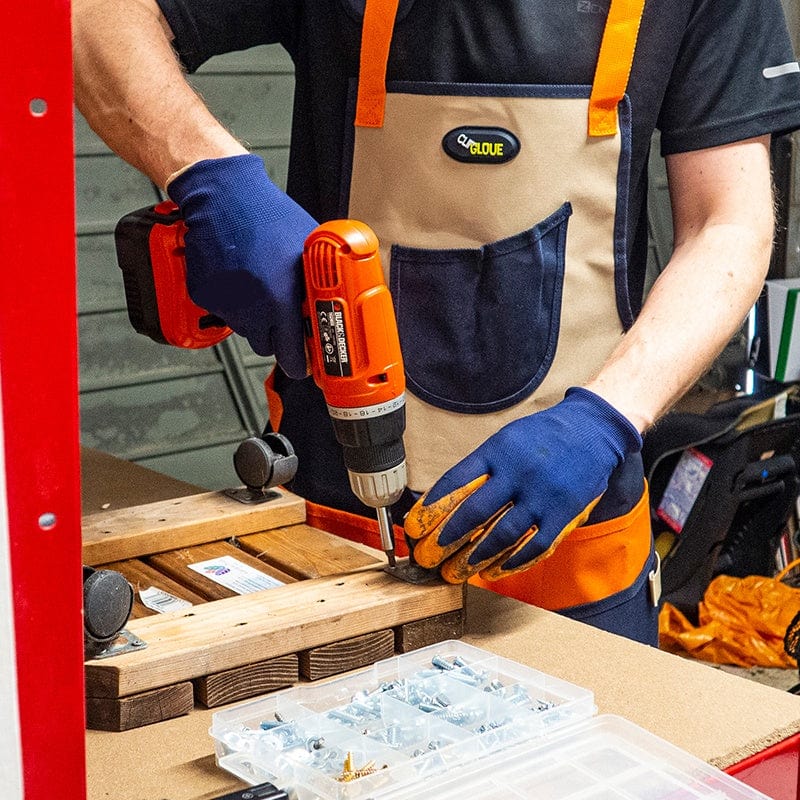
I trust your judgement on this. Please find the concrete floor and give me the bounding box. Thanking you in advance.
[713,663,798,692]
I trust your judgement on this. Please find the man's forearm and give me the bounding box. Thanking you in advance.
[584,225,771,431]
[585,137,774,433]
[72,0,246,188]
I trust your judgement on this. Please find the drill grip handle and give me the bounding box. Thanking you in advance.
[114,200,232,349]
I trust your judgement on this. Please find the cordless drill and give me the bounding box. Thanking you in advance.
[114,203,406,566]
[301,221,406,566]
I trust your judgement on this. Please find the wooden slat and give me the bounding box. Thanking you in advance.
[82,488,306,565]
[85,569,465,698]
[299,630,395,681]
[85,682,194,732]
[194,654,299,708]
[102,559,207,619]
[395,609,466,653]
[237,524,380,578]
[147,541,296,601]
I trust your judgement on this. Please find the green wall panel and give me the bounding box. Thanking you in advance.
[75,45,287,489]
[78,311,223,390]
[75,154,159,233]
[138,445,242,489]
[76,234,126,313]
[188,73,295,146]
[80,375,248,460]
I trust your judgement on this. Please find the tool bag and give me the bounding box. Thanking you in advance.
[642,385,800,621]
[784,599,800,693]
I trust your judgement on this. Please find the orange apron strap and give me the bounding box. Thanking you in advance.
[355,0,401,128]
[263,369,284,430]
[588,0,646,137]
[356,1,644,134]
[357,0,645,134]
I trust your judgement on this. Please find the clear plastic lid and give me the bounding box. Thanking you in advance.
[210,640,596,799]
[210,641,769,800]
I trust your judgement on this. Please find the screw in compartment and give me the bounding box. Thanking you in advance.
[431,655,456,671]
[305,736,326,751]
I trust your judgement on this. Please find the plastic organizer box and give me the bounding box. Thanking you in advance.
[210,640,770,800]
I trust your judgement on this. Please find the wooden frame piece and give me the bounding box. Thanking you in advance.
[82,489,465,730]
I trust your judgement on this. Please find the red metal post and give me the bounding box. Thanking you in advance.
[0,0,87,797]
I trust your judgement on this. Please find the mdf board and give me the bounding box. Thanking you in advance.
[82,488,466,731]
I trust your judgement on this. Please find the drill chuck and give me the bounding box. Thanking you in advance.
[347,462,407,509]
[327,394,407,507]
[331,397,406,568]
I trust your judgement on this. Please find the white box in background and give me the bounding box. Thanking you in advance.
[753,278,800,382]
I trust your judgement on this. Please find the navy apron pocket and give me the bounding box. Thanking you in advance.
[390,202,571,414]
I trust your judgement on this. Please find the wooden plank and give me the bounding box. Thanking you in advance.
[82,488,306,565]
[84,569,464,698]
[102,559,207,619]
[147,541,296,601]
[299,630,395,681]
[237,524,380,578]
[85,682,194,731]
[194,654,299,708]
[395,609,466,653]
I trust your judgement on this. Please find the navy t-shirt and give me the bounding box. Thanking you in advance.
[155,0,800,514]
[158,0,800,309]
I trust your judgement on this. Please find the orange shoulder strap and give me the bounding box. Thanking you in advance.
[355,0,401,127]
[588,0,646,137]
[355,0,645,135]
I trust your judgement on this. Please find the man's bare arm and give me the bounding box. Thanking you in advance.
[585,135,774,431]
[72,0,247,188]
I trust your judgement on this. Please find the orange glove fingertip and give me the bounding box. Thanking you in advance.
[404,474,489,540]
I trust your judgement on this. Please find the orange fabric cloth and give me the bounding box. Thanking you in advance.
[306,500,410,557]
[659,561,800,669]
[309,489,651,611]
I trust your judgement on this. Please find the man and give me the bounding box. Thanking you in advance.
[72,0,800,645]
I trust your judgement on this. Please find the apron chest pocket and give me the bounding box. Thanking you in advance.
[390,202,572,414]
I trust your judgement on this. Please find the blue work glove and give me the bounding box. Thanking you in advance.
[404,387,642,583]
[167,154,318,378]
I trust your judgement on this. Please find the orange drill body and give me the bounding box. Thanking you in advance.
[302,220,405,411]
[302,221,407,565]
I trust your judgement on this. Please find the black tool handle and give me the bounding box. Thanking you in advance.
[211,781,288,800]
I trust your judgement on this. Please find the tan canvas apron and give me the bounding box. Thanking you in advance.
[345,0,645,493]
[303,0,658,635]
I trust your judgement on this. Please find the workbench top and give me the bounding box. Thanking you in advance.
[81,449,800,799]
[85,584,800,800]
